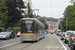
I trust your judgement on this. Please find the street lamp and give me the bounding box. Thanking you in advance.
[66,16,68,31]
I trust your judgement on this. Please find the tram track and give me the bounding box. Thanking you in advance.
[20,41,34,50]
[0,41,34,50]
[38,37,47,50]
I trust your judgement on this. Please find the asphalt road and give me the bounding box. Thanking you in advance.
[0,33,70,50]
[57,35,70,50]
[0,37,21,48]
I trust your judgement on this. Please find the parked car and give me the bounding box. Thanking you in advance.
[56,30,61,36]
[0,32,10,40]
[58,32,62,36]
[64,31,74,43]
[68,31,75,50]
[17,32,20,37]
[61,32,65,40]
[6,30,16,39]
[57,32,62,36]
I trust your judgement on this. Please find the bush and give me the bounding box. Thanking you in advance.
[0,28,2,32]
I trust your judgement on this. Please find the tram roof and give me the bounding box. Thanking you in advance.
[22,18,44,26]
[22,18,37,20]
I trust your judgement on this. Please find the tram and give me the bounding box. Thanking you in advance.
[20,18,45,42]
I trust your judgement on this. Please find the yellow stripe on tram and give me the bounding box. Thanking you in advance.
[21,33,35,37]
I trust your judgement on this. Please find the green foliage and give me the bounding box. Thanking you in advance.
[43,17,58,22]
[0,0,8,20]
[39,17,48,30]
[24,2,34,18]
[0,0,9,28]
[0,28,2,32]
[58,18,66,31]
[0,0,25,29]
[60,5,75,30]
[0,27,20,33]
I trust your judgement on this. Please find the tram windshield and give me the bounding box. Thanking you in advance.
[21,20,34,33]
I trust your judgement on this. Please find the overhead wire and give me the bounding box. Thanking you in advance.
[50,0,54,18]
[50,0,70,18]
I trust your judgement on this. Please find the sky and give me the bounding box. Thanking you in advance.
[32,0,72,18]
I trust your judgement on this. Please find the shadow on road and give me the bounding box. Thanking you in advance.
[21,41,36,43]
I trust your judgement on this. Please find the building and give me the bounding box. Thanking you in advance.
[70,0,75,5]
[47,21,50,29]
[47,21,58,30]
[53,22,58,29]
[58,18,62,26]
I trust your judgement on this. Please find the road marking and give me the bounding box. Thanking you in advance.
[0,41,21,48]
[54,34,67,50]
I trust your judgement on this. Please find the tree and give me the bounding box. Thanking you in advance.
[24,2,34,18]
[0,0,8,28]
[59,18,66,31]
[0,0,8,20]
[43,17,58,22]
[62,5,75,30]
[0,0,25,29]
[39,17,48,30]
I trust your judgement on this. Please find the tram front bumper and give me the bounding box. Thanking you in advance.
[21,37,36,41]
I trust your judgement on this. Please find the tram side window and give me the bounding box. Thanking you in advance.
[35,21,38,33]
[30,22,34,33]
[35,21,44,33]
